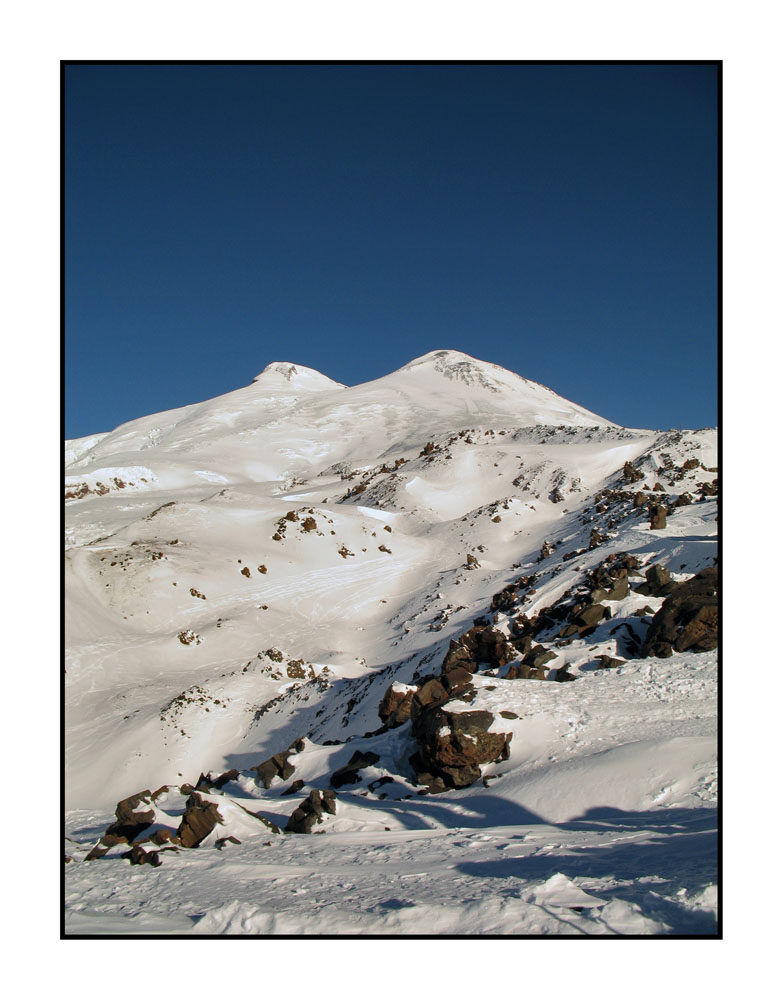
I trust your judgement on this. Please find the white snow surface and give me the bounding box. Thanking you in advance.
[64,351,718,935]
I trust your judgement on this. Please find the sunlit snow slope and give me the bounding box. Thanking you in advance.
[65,350,718,936]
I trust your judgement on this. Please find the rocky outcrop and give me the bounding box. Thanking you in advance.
[378,682,417,728]
[410,702,511,791]
[176,791,223,848]
[441,624,517,674]
[641,567,718,658]
[286,789,337,833]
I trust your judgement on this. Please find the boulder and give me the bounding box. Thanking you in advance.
[176,792,223,848]
[410,678,449,719]
[412,703,511,790]
[378,683,416,727]
[605,576,629,601]
[330,750,381,788]
[123,843,162,867]
[649,504,667,530]
[104,790,155,842]
[641,567,718,658]
[286,789,338,833]
[524,645,557,670]
[644,564,672,596]
[252,749,297,788]
[441,665,475,694]
[572,604,607,627]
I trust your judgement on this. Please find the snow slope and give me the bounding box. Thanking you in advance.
[64,350,718,935]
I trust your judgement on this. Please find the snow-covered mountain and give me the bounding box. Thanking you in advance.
[64,350,718,936]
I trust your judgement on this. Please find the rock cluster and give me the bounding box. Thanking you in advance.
[286,788,337,833]
[410,704,511,792]
[641,566,718,658]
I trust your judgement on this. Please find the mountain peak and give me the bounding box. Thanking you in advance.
[252,362,345,390]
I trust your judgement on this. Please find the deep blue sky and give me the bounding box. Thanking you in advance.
[65,63,718,438]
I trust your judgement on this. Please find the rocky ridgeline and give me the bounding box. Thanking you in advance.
[372,555,719,796]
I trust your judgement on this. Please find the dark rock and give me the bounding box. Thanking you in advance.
[622,461,644,483]
[378,683,416,727]
[505,662,548,680]
[104,790,155,843]
[588,528,606,550]
[633,491,647,508]
[441,665,475,694]
[572,604,606,627]
[605,576,629,601]
[499,710,519,719]
[123,843,162,867]
[641,567,718,657]
[215,836,242,850]
[281,779,305,796]
[554,664,577,682]
[674,493,693,507]
[411,703,511,790]
[524,645,557,669]
[596,655,625,670]
[252,749,296,788]
[176,792,223,848]
[441,624,517,675]
[649,504,667,530]
[330,750,381,788]
[537,541,555,562]
[588,587,609,603]
[645,564,671,596]
[286,789,337,832]
[682,458,700,471]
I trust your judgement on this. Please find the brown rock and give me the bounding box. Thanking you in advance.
[176,792,223,848]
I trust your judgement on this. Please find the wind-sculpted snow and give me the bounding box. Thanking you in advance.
[65,351,718,935]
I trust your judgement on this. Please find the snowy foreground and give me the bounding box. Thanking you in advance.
[64,350,718,936]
